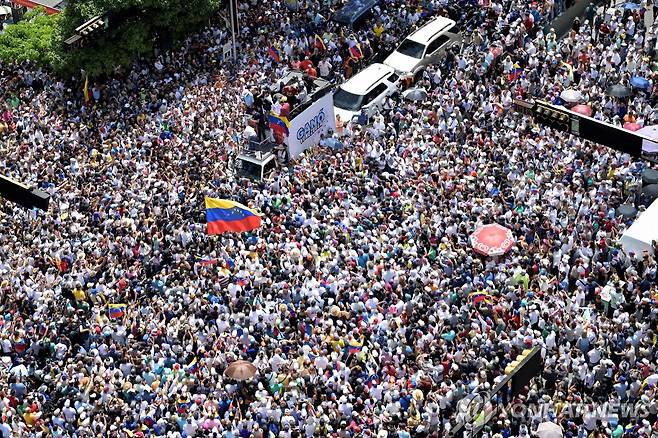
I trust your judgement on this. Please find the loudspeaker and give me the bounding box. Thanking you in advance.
[0,175,50,211]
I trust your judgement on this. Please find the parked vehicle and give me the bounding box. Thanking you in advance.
[333,63,400,123]
[383,16,462,78]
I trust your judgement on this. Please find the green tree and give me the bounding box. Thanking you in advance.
[0,8,60,66]
[56,0,221,76]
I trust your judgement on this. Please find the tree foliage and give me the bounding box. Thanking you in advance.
[57,0,220,76]
[0,9,60,66]
[0,0,220,76]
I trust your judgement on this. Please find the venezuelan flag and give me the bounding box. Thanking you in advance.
[346,341,363,355]
[314,34,326,51]
[268,113,290,135]
[469,291,493,305]
[349,44,363,60]
[108,303,126,319]
[268,46,281,63]
[205,197,263,235]
[176,396,192,413]
[508,63,523,82]
[186,357,199,374]
[13,337,26,353]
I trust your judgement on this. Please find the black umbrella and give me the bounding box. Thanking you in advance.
[606,84,632,98]
[402,88,428,102]
[642,184,658,200]
[642,168,658,185]
[616,204,637,219]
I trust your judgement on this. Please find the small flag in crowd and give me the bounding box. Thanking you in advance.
[205,197,263,235]
[346,340,364,355]
[13,336,27,353]
[469,291,493,306]
[268,46,281,63]
[197,256,218,266]
[177,396,192,413]
[186,357,199,374]
[108,303,126,319]
[349,44,363,60]
[508,63,523,82]
[193,256,217,275]
[314,34,326,51]
[83,75,91,104]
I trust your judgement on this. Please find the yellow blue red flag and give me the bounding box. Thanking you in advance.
[186,357,199,374]
[205,197,263,235]
[108,303,126,319]
[349,44,363,60]
[268,112,290,135]
[469,291,493,305]
[508,63,523,82]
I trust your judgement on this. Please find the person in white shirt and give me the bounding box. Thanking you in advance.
[318,59,332,79]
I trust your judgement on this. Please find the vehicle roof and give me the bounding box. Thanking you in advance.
[332,0,379,25]
[407,17,456,44]
[236,153,276,165]
[339,63,395,95]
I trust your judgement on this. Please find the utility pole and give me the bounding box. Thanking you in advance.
[228,0,238,61]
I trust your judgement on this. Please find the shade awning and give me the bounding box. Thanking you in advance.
[11,0,63,14]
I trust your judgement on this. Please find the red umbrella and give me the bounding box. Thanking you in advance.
[571,104,592,117]
[470,224,515,256]
[624,122,642,131]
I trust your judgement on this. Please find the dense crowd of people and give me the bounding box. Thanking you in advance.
[0,0,658,436]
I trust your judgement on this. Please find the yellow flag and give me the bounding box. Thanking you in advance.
[83,76,90,104]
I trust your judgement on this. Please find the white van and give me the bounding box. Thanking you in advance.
[384,16,462,77]
[333,63,400,123]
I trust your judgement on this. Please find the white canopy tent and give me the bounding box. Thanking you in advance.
[619,198,658,256]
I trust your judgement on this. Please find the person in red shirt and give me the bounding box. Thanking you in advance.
[305,66,318,78]
[524,12,534,32]
[299,56,313,71]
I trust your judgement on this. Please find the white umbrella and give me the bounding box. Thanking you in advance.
[9,364,28,378]
[636,125,658,153]
[560,89,583,104]
[536,421,563,438]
